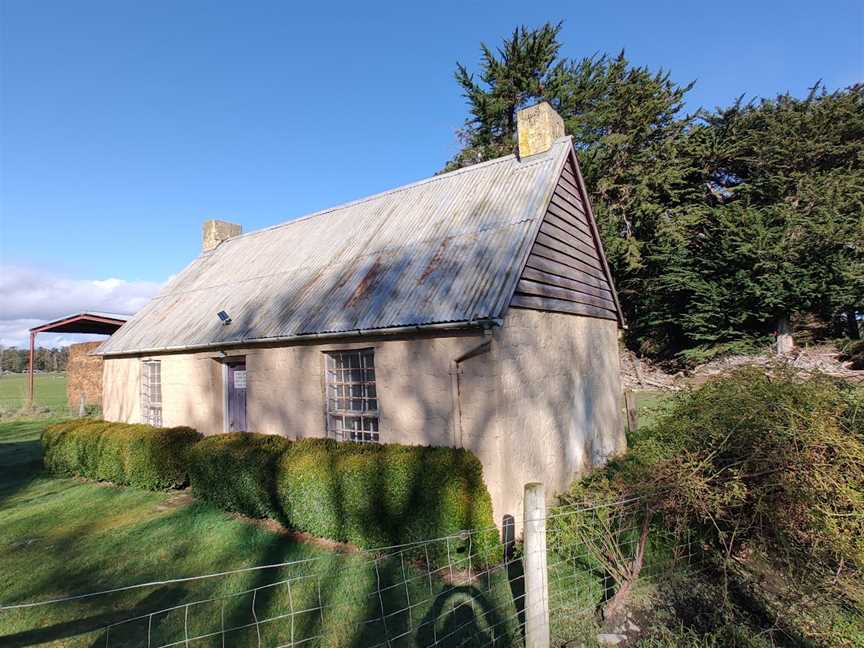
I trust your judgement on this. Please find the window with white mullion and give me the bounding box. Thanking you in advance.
[325,349,379,443]
[141,359,163,427]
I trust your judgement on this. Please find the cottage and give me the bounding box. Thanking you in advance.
[98,102,626,523]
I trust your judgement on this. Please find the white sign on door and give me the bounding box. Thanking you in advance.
[233,370,247,389]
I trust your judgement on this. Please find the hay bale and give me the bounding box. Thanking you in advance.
[66,341,104,407]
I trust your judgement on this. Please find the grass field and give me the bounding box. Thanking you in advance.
[0,393,681,648]
[0,420,530,648]
[0,373,68,412]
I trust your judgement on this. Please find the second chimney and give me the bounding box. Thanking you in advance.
[517,101,565,158]
[202,220,242,252]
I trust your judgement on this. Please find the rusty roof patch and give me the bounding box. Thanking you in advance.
[344,257,385,309]
[418,237,450,285]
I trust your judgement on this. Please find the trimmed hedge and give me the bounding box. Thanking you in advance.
[185,434,499,560]
[186,433,288,520]
[42,419,200,490]
[277,439,498,558]
[42,421,501,562]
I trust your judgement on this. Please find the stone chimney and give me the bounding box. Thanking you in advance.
[202,220,242,252]
[517,101,565,158]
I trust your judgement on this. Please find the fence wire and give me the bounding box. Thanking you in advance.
[2,497,696,648]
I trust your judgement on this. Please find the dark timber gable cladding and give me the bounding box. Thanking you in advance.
[510,151,623,325]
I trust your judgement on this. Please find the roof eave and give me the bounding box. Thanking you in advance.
[29,312,130,335]
[97,318,504,358]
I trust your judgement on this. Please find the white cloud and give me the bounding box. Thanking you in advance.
[0,266,163,348]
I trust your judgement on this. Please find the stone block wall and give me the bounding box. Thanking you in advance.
[102,310,625,528]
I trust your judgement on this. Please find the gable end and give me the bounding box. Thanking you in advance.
[509,149,624,325]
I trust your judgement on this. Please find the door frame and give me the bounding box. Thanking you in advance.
[222,357,247,433]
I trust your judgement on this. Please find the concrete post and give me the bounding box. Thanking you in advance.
[523,482,550,648]
[776,316,794,355]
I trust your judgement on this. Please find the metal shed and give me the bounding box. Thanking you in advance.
[27,312,128,406]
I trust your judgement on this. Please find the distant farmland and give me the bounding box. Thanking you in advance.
[0,373,67,410]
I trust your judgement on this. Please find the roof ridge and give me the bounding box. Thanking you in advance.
[207,136,572,249]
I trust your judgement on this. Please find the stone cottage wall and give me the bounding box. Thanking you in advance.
[481,309,625,528]
[101,313,625,530]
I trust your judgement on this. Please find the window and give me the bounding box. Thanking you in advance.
[325,349,379,443]
[141,360,162,427]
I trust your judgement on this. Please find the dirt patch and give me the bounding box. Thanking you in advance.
[75,477,121,488]
[153,491,196,512]
[151,489,362,553]
[620,350,683,391]
[227,512,361,555]
[52,475,364,554]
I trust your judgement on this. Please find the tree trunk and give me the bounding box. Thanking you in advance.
[603,512,652,623]
[603,579,634,624]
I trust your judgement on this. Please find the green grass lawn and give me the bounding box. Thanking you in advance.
[633,390,671,432]
[0,373,68,412]
[0,420,525,648]
[0,399,693,648]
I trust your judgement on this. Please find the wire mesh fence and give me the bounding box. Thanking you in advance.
[1,490,696,648]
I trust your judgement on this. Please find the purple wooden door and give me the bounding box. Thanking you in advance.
[226,361,247,432]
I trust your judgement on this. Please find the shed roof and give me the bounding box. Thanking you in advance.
[98,138,577,356]
[30,312,129,335]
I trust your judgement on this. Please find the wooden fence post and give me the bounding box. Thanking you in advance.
[624,390,638,435]
[523,482,550,648]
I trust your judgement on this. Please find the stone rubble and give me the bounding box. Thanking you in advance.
[597,632,628,645]
[620,343,862,391]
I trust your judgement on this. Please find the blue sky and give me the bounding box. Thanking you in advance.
[0,0,862,345]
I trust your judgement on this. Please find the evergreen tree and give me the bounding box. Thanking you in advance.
[0,346,69,373]
[445,22,568,171]
[449,24,864,363]
[642,85,864,360]
[447,22,697,345]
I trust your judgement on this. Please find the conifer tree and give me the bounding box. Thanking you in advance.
[445,22,568,171]
[449,24,864,363]
[644,84,864,359]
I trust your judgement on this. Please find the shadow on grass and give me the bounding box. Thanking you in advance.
[413,584,511,648]
[1,419,522,647]
[0,587,186,648]
[3,534,318,648]
[0,420,51,506]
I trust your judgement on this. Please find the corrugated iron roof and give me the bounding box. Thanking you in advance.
[98,138,572,356]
